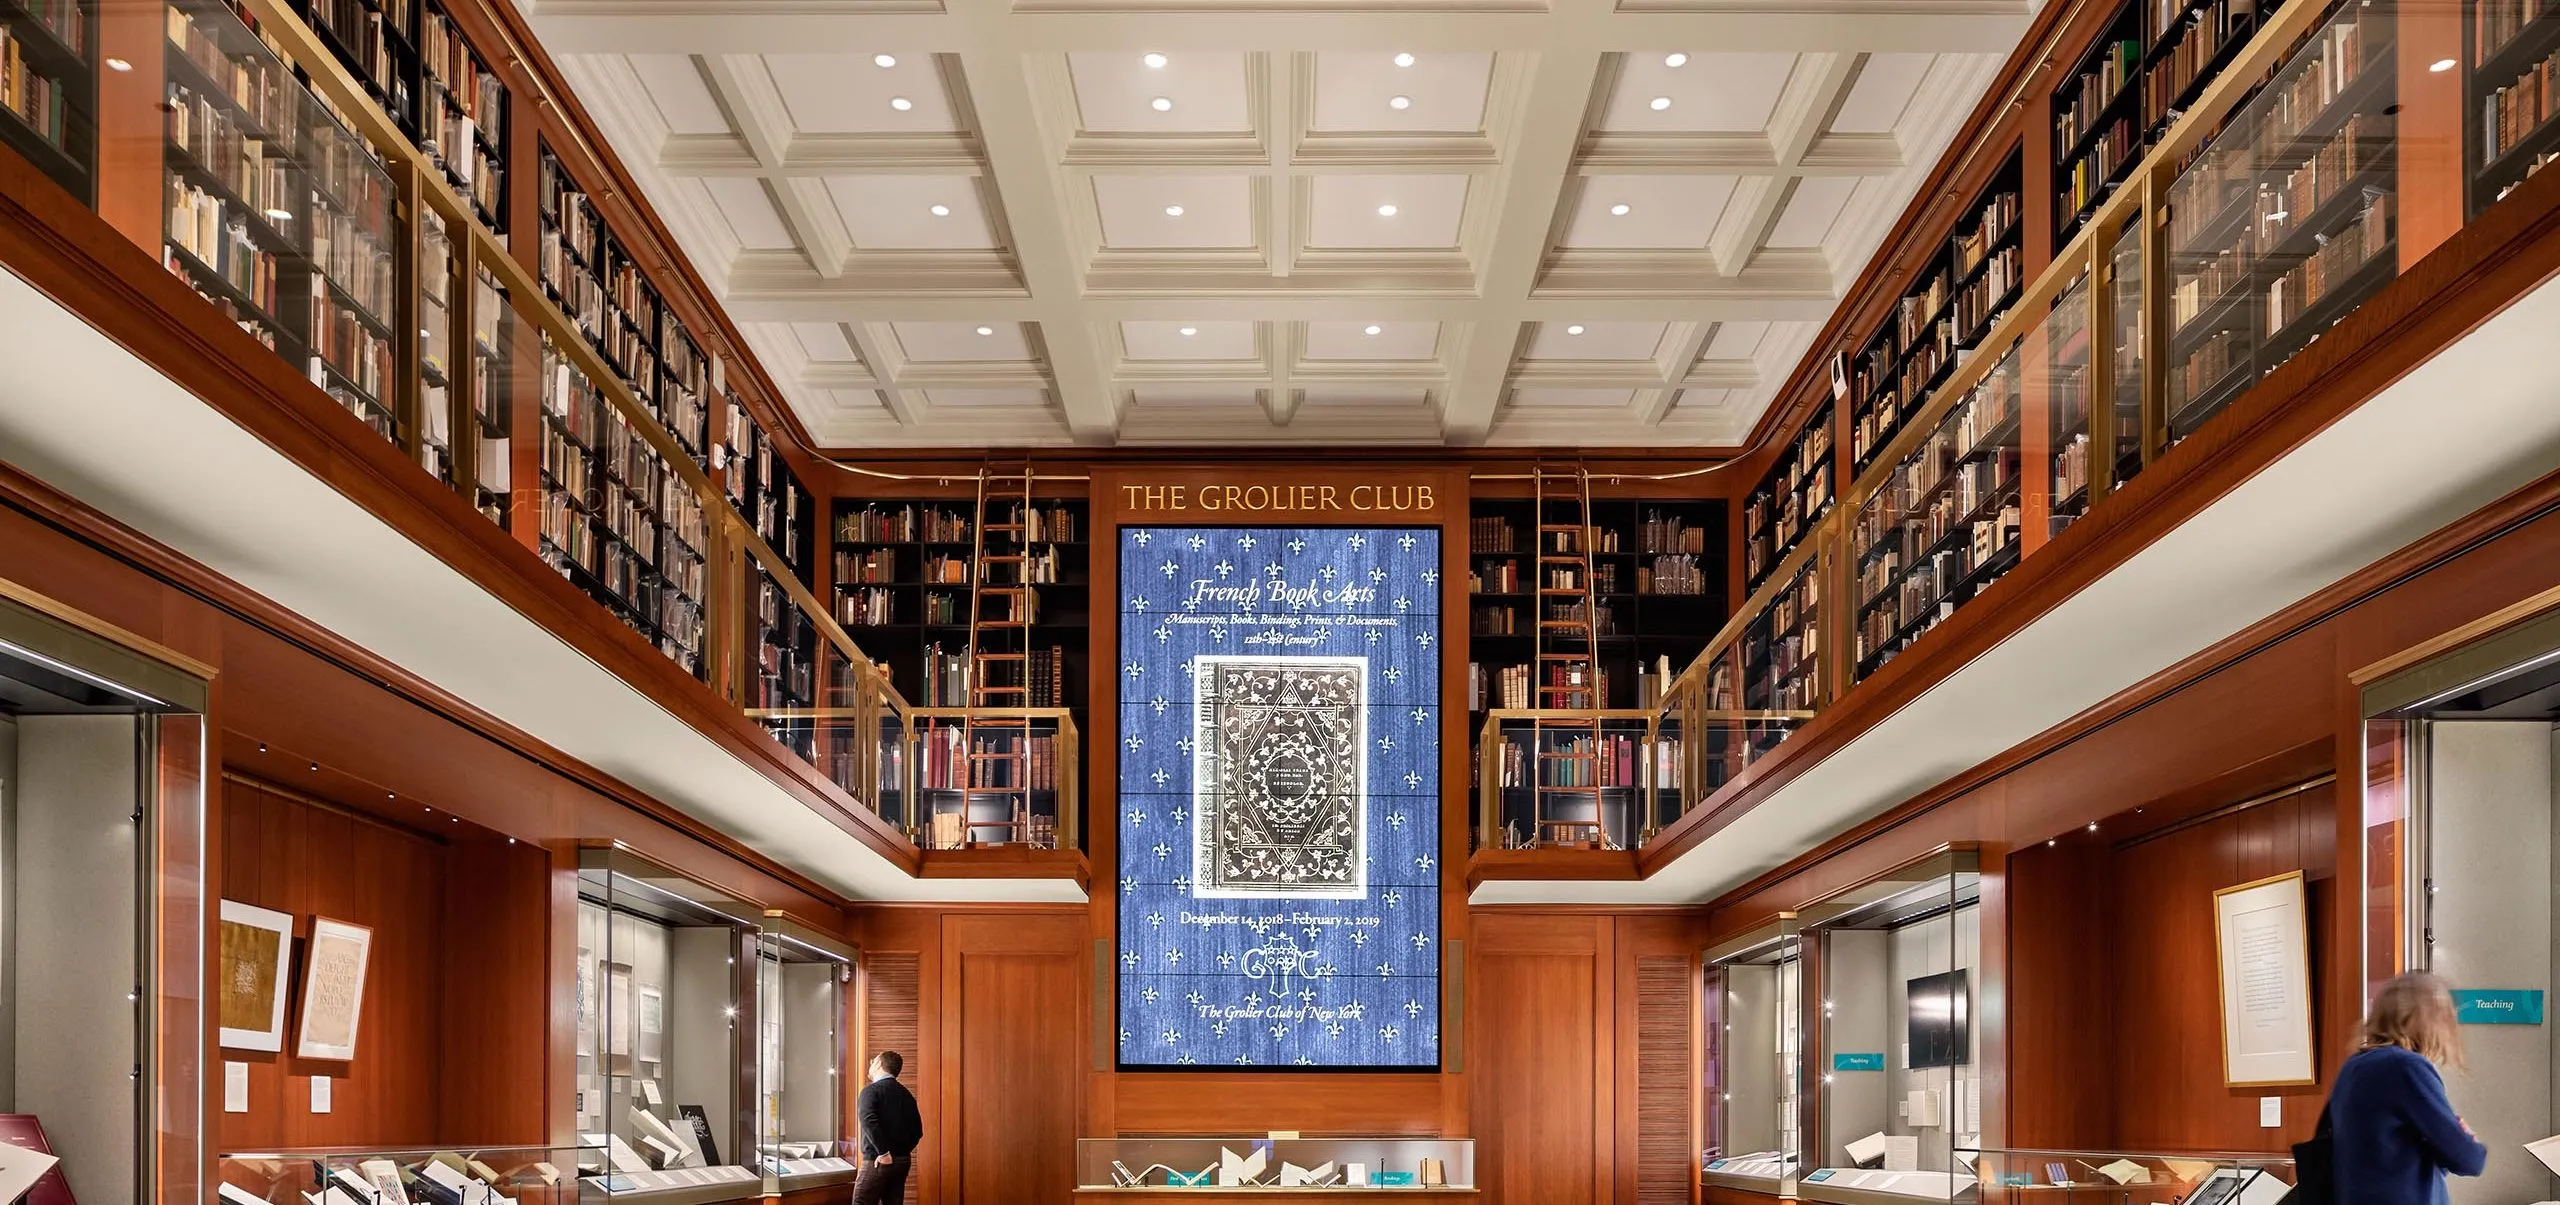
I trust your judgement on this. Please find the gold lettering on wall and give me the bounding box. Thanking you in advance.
[1120,481,1438,515]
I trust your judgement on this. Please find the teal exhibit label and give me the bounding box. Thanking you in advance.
[2453,989,2545,1024]
[1999,1173,2034,1187]
[1832,1051,1886,1071]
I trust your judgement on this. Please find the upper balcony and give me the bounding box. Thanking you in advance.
[0,0,1090,898]
[1470,0,2560,897]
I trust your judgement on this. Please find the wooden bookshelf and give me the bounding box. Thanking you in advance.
[2164,7,2398,441]
[1850,148,2023,476]
[1849,347,2025,682]
[163,0,401,444]
[284,0,504,230]
[0,0,94,204]
[1742,401,1833,594]
[828,495,1091,725]
[2470,0,2560,213]
[1466,496,1726,715]
[2057,0,2282,248]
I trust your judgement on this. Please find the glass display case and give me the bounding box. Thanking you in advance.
[218,1148,589,1205]
[1075,1137,1475,1190]
[1476,709,1657,850]
[576,848,760,1201]
[753,916,857,1186]
[1954,1149,2293,1203]
[1704,919,1803,1196]
[1803,849,1982,1205]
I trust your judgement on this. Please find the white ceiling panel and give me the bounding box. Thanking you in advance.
[1070,51,1253,133]
[894,322,1035,363]
[825,176,1001,250]
[1600,52,1795,133]
[542,5,2028,447]
[630,55,728,135]
[1304,321,1440,361]
[766,54,959,133]
[1092,175,1255,249]
[1123,321,1258,360]
[1307,175,1468,249]
[701,178,795,250]
[1833,53,1934,134]
[1311,51,1492,133]
[1562,175,1736,249]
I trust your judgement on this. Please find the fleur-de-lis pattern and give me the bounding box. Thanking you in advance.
[1119,525,1441,1068]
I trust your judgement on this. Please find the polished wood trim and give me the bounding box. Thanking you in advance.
[2349,581,2560,687]
[918,846,1092,890]
[1466,847,1640,888]
[0,570,219,681]
[1640,156,2560,881]
[0,149,927,877]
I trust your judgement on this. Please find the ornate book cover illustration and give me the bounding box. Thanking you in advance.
[1117,525,1440,1069]
[1192,655,1367,899]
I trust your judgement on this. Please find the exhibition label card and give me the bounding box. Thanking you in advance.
[225,1061,249,1113]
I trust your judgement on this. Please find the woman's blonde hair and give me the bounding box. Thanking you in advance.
[2361,971,2465,1069]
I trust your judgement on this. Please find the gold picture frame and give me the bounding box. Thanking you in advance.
[217,900,293,1052]
[2213,870,2317,1087]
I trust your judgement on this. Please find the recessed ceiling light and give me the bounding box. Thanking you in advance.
[929,204,951,217]
[874,54,896,68]
[264,208,293,222]
[1394,52,1414,67]
[1389,95,1412,110]
[1665,53,1688,68]
[976,326,996,336]
[104,56,131,72]
[1179,326,1198,336]
[1649,96,1672,111]
[2429,57,2457,72]
[1609,203,1630,216]
[1566,324,1586,335]
[1164,204,1185,217]
[1364,324,1383,336]
[1376,204,1398,217]
[1144,52,1168,68]
[1150,96,1173,112]
[890,96,913,111]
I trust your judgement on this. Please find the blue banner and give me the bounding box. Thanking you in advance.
[2453,989,2545,1025]
[1116,525,1442,1068]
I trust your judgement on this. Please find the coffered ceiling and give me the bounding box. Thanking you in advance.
[529,0,2036,448]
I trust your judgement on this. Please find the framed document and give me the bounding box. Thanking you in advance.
[217,900,294,1052]
[637,985,664,1064]
[2214,871,2316,1086]
[295,917,373,1061]
[605,963,636,1073]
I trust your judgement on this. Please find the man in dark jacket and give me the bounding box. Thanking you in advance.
[853,1049,922,1205]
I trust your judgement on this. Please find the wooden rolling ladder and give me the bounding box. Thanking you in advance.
[1532,465,1607,848]
[959,466,1038,846]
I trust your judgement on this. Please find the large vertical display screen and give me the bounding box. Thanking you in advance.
[1116,525,1441,1068]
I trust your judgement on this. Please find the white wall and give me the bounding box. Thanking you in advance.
[2428,721,2559,1205]
[779,961,838,1146]
[1724,961,1779,1155]
[1827,928,1890,1166]
[13,715,139,1205]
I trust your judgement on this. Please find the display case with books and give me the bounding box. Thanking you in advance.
[2055,0,2147,245]
[0,0,93,202]
[1851,339,2024,683]
[1743,403,1835,593]
[2044,272,2097,538]
[1957,1149,2294,1201]
[418,0,503,230]
[1801,849,1982,1205]
[1705,919,1805,1195]
[1076,1136,1476,1190]
[908,706,1080,850]
[1476,709,1659,850]
[217,1147,603,1205]
[575,849,760,1201]
[1850,151,2025,474]
[536,333,709,677]
[463,259,518,526]
[2471,0,2560,210]
[752,918,858,1188]
[2165,0,2398,441]
[164,0,399,446]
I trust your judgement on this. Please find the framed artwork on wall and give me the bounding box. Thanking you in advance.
[217,900,293,1052]
[2214,870,2317,1086]
[606,962,636,1074]
[294,917,374,1062]
[637,985,664,1064]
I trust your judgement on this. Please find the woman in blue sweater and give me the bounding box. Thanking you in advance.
[2329,972,2488,1205]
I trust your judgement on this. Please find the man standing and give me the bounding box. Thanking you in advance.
[853,1050,922,1205]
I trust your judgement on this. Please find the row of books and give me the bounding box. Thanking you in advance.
[916,728,1065,791]
[1,17,75,149]
[836,505,973,544]
[2145,0,2258,128]
[2475,0,2557,69]
[1469,516,1518,552]
[2266,190,2392,335]
[1856,505,2021,670]
[1636,510,1708,555]
[2056,38,2143,162]
[989,503,1080,543]
[913,644,1070,708]
[2483,44,2560,166]
[922,805,1058,851]
[302,0,405,130]
[1488,732,1645,789]
[1643,555,1709,596]
[2057,116,2139,224]
[1470,560,1521,594]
